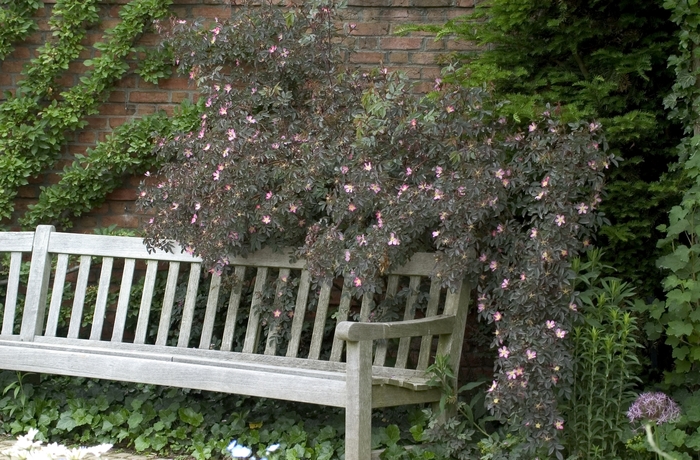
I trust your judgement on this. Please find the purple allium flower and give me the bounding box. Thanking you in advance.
[627,392,681,425]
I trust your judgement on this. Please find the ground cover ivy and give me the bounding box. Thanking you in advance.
[139,2,614,456]
[0,0,172,221]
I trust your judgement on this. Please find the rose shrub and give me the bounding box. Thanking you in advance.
[139,1,614,456]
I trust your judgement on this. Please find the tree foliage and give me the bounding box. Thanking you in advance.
[399,0,682,294]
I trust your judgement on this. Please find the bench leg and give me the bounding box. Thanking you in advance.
[345,339,372,460]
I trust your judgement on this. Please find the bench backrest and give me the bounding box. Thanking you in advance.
[0,225,470,375]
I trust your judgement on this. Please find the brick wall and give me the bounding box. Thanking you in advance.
[1,0,475,232]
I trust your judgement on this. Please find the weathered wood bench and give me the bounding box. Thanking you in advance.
[0,225,472,459]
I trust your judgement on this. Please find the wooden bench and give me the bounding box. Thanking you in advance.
[0,225,472,460]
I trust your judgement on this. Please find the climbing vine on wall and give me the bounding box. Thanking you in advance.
[0,0,41,60]
[0,0,172,222]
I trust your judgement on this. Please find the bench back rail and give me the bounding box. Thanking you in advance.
[1,226,468,378]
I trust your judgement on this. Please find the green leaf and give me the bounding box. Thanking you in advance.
[668,321,693,337]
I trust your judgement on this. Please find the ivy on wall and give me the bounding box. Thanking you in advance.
[20,101,202,229]
[0,0,41,60]
[0,0,172,222]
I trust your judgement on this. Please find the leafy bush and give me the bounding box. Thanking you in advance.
[139,1,613,456]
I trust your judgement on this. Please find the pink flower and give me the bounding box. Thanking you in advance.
[555,215,566,226]
[495,169,505,179]
[370,184,381,194]
[493,311,502,321]
[526,349,537,360]
[555,328,567,338]
[364,162,372,171]
[341,166,349,174]
[203,143,211,151]
[354,277,362,287]
[569,302,578,311]
[501,279,509,289]
[541,176,550,187]
[344,184,354,193]
[388,233,400,246]
[406,167,412,176]
[489,261,498,271]
[576,203,589,214]
[224,84,232,93]
[487,380,497,392]
[213,171,220,180]
[219,106,227,115]
[273,309,282,318]
[262,215,271,224]
[546,320,556,329]
[530,228,538,239]
[348,203,356,212]
[528,122,537,132]
[507,369,518,380]
[345,250,351,262]
[498,346,509,358]
[266,191,273,200]
[433,190,443,200]
[432,231,440,238]
[289,204,297,213]
[435,166,443,177]
[228,129,236,141]
[554,420,564,430]
[356,234,367,246]
[479,253,487,262]
[191,214,197,224]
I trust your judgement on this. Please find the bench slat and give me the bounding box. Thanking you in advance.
[308,280,332,360]
[242,267,268,353]
[0,232,34,252]
[264,268,291,356]
[134,260,158,344]
[45,254,69,337]
[112,258,135,342]
[395,276,421,369]
[286,269,310,358]
[373,275,399,366]
[329,284,352,362]
[68,255,91,339]
[1,252,23,335]
[417,279,442,370]
[199,273,222,350]
[176,263,202,348]
[156,262,181,346]
[221,266,246,352]
[90,257,113,340]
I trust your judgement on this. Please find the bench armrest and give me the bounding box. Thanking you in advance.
[335,315,455,342]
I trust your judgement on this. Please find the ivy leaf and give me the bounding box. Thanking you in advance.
[668,321,693,337]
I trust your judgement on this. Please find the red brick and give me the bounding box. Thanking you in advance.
[191,6,231,18]
[410,52,437,64]
[85,117,108,130]
[388,51,409,64]
[349,51,385,64]
[347,0,390,5]
[101,214,140,228]
[77,131,96,143]
[136,105,157,115]
[457,0,474,6]
[350,23,390,36]
[158,76,192,90]
[446,40,479,51]
[412,0,452,6]
[171,92,193,104]
[17,186,39,199]
[109,117,129,129]
[357,37,379,50]
[425,38,446,50]
[129,91,170,103]
[98,103,136,116]
[381,37,423,50]
[108,91,127,103]
[107,188,138,201]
